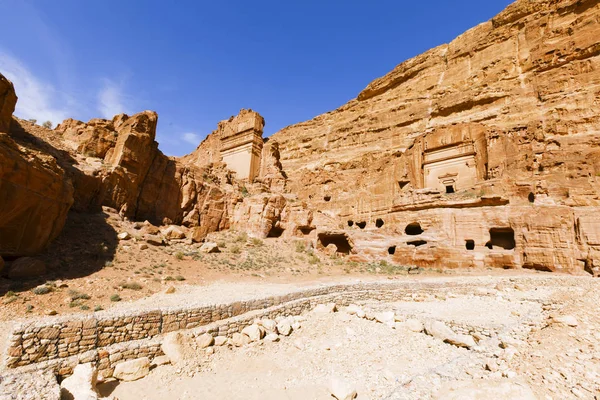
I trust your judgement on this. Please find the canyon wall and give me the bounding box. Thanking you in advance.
[264,0,600,274]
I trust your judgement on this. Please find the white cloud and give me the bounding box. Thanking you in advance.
[182,132,200,145]
[0,52,69,126]
[98,79,130,119]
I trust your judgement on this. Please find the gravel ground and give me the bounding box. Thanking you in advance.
[101,275,600,400]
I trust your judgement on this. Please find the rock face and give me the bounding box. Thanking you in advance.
[0,126,74,257]
[261,0,600,273]
[0,73,16,133]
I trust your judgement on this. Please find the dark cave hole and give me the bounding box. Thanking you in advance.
[405,222,424,236]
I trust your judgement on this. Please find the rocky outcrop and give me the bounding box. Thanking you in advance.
[0,131,73,257]
[0,73,17,132]
[263,0,600,273]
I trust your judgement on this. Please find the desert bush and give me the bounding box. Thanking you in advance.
[230,245,241,254]
[42,120,53,129]
[175,275,185,281]
[251,238,263,247]
[33,285,52,295]
[295,241,306,253]
[120,282,142,290]
[110,294,121,302]
[175,251,184,260]
[69,290,91,301]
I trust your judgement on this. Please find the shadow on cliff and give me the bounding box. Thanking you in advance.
[0,119,119,295]
[0,210,118,296]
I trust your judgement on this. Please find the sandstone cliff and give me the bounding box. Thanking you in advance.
[264,0,600,274]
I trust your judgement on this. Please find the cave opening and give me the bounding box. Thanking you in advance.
[486,228,515,250]
[347,221,354,227]
[528,192,535,203]
[298,227,315,235]
[317,233,352,255]
[388,246,396,255]
[465,239,475,251]
[356,221,367,229]
[407,240,427,247]
[267,225,285,238]
[405,222,424,236]
[446,185,455,194]
[376,218,384,228]
[324,196,331,202]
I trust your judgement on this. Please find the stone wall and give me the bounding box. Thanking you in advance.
[4,281,485,378]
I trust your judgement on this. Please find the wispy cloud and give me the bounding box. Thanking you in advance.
[97,79,130,119]
[181,132,200,145]
[0,51,70,126]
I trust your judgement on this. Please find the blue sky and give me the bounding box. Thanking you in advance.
[0,0,512,156]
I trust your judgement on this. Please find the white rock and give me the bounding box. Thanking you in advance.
[258,319,278,333]
[200,242,220,253]
[405,318,424,333]
[425,321,475,349]
[241,324,265,342]
[60,363,99,400]
[113,357,150,381]
[196,333,214,348]
[291,321,301,330]
[551,315,578,327]
[231,332,252,347]
[117,232,130,240]
[214,336,228,346]
[265,333,280,342]
[151,355,171,366]
[161,332,191,364]
[313,303,337,313]
[329,377,358,400]
[374,311,395,325]
[277,320,293,336]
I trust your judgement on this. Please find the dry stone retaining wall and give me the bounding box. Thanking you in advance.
[3,281,494,378]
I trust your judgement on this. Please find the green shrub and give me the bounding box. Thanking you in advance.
[94,306,103,312]
[164,276,175,281]
[251,238,263,247]
[80,305,90,311]
[110,294,121,302]
[234,232,248,243]
[231,245,241,254]
[69,290,91,301]
[295,241,306,253]
[175,275,186,281]
[120,282,142,290]
[33,285,52,295]
[174,251,184,260]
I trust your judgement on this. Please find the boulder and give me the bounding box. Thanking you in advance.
[200,242,220,253]
[424,320,475,349]
[345,304,365,318]
[161,225,187,240]
[264,333,280,342]
[258,319,278,334]
[313,303,337,313]
[161,332,190,364]
[329,377,358,400]
[231,332,251,347]
[241,324,265,342]
[550,315,578,327]
[214,336,228,346]
[151,355,170,366]
[196,333,214,348]
[113,357,150,381]
[117,232,130,240]
[405,319,424,333]
[60,363,99,400]
[373,311,396,327]
[276,320,293,336]
[7,257,46,280]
